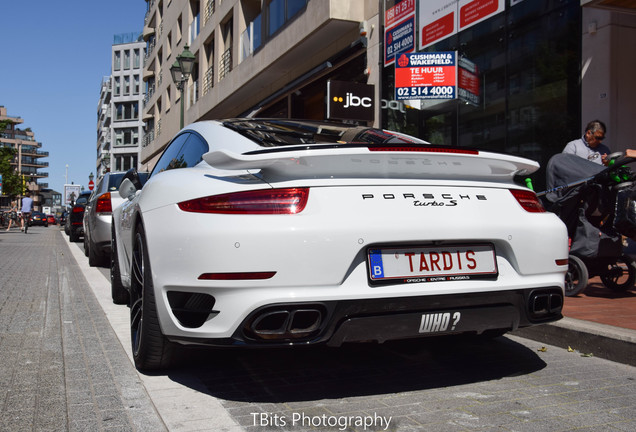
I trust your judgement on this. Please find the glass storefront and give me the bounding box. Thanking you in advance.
[382,0,582,190]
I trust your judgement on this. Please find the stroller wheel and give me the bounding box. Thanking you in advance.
[601,254,636,292]
[565,255,588,297]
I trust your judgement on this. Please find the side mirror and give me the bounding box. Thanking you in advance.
[119,178,137,200]
[123,168,144,190]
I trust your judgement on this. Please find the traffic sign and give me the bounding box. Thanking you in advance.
[88,180,95,191]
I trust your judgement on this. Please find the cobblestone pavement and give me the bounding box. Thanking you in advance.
[3,227,636,432]
[168,334,636,432]
[0,226,166,431]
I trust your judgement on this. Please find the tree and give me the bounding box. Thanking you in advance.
[0,121,23,197]
[0,147,22,197]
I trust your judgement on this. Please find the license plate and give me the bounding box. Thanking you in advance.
[368,244,497,284]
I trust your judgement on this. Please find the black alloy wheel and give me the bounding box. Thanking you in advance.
[129,223,174,370]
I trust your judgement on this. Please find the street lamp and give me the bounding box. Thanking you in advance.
[170,44,196,129]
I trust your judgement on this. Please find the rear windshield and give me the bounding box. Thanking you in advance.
[107,174,125,191]
[222,119,427,148]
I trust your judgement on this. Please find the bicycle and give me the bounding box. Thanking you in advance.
[21,212,31,233]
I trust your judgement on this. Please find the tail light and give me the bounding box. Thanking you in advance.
[178,188,309,214]
[72,206,84,213]
[510,189,545,213]
[95,192,113,214]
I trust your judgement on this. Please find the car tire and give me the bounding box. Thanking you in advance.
[565,255,588,297]
[84,235,89,257]
[111,226,129,305]
[69,229,79,242]
[130,223,174,370]
[88,238,101,266]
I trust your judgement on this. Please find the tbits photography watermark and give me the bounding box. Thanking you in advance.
[251,412,393,431]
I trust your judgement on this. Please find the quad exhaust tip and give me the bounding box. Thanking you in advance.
[247,306,325,340]
[529,289,563,319]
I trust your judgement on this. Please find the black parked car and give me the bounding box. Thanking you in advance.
[65,191,91,242]
[29,211,49,227]
[59,211,68,229]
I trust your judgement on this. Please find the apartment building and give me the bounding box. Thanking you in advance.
[140,0,380,169]
[0,106,49,210]
[97,33,147,177]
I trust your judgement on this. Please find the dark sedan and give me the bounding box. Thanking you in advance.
[65,191,91,242]
[29,211,49,227]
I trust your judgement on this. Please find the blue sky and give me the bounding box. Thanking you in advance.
[0,0,147,194]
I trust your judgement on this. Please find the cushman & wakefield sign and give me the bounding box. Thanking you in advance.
[326,80,375,122]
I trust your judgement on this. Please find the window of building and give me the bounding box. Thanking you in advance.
[133,48,141,69]
[189,0,200,44]
[124,49,131,69]
[114,127,139,146]
[268,0,284,36]
[114,77,121,96]
[124,76,130,95]
[133,75,140,95]
[114,51,121,70]
[115,102,139,121]
[115,153,138,172]
[267,0,307,37]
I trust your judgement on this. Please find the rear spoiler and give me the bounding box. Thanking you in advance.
[202,147,539,182]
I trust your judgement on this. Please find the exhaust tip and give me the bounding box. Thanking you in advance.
[245,305,326,341]
[528,288,563,320]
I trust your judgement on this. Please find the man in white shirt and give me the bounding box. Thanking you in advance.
[563,120,610,166]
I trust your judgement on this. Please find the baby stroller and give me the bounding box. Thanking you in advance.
[540,153,636,296]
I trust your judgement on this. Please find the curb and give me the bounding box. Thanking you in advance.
[511,317,636,367]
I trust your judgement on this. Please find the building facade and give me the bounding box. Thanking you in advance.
[140,0,635,190]
[97,33,146,178]
[140,0,381,170]
[0,106,49,211]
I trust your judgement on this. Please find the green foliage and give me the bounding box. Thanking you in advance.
[0,147,22,197]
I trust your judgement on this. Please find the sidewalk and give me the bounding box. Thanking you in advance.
[562,277,636,330]
[0,227,168,431]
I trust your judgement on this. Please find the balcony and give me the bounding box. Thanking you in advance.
[203,66,214,96]
[219,48,232,81]
[203,0,215,27]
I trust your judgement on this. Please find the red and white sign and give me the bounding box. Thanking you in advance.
[385,0,416,27]
[395,52,457,100]
[384,0,416,66]
[88,180,95,191]
[419,0,505,50]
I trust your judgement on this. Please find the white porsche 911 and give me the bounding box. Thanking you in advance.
[111,119,568,370]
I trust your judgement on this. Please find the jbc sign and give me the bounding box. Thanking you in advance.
[326,80,375,122]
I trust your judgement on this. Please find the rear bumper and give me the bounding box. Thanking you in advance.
[167,287,563,347]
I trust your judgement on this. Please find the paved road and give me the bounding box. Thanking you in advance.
[2,227,636,431]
